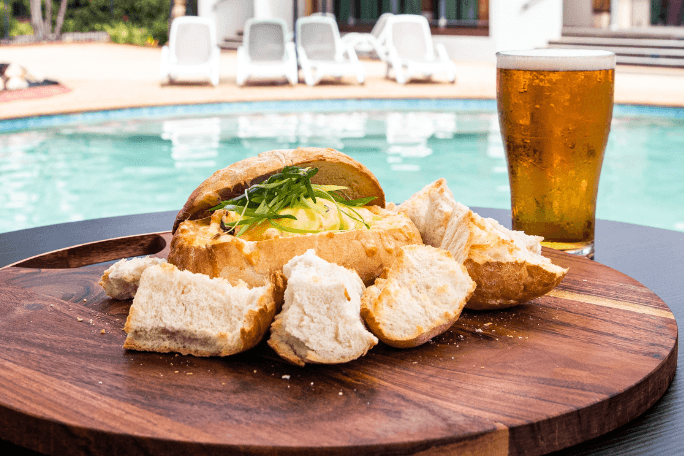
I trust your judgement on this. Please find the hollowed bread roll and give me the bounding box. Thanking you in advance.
[168,148,422,288]
[172,147,387,234]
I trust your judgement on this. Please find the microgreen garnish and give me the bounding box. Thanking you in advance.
[209,166,376,237]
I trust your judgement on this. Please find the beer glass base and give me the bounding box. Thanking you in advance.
[541,241,595,259]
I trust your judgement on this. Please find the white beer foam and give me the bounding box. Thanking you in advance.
[496,49,615,71]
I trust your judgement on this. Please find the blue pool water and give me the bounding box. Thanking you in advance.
[1,99,684,234]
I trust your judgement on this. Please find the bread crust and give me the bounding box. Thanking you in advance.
[122,263,277,357]
[168,206,422,288]
[464,254,567,310]
[360,245,475,348]
[172,147,386,234]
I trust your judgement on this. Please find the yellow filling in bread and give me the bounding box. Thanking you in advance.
[220,197,380,241]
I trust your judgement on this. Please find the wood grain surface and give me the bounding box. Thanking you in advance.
[0,232,677,456]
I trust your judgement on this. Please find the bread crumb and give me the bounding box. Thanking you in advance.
[187,373,193,375]
[89,319,93,324]
[339,392,343,395]
[100,329,105,334]
[77,317,83,322]
[484,322,492,326]
[282,375,290,380]
[475,328,483,333]
[83,298,87,302]
[175,370,179,373]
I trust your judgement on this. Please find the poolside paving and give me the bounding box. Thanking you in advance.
[2,42,684,120]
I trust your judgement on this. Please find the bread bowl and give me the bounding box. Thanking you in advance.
[168,148,422,288]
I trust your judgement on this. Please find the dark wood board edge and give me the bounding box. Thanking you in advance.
[508,335,678,456]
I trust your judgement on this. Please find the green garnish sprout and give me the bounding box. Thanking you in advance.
[209,166,376,237]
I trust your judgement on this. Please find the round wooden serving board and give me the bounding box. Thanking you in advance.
[0,232,677,456]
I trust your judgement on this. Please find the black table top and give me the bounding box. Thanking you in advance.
[0,208,681,456]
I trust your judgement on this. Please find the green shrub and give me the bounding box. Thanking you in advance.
[11,21,33,36]
[65,0,170,45]
[94,21,158,46]
[3,0,174,45]
[0,2,15,37]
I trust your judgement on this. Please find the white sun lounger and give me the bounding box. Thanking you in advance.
[237,18,298,86]
[160,16,220,86]
[383,14,456,85]
[296,15,365,86]
[341,12,393,61]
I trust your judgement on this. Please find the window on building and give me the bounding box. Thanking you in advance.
[333,0,489,35]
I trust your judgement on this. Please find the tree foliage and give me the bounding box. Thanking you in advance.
[11,0,171,45]
[62,0,171,45]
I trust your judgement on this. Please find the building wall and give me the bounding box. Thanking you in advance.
[199,0,253,41]
[199,0,563,63]
[200,0,303,38]
[564,0,593,26]
[435,0,563,63]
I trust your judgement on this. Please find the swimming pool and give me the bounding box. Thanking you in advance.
[1,99,684,234]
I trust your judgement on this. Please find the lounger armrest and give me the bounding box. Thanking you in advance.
[434,43,451,63]
[344,43,360,63]
[160,45,171,77]
[237,46,247,63]
[285,42,296,61]
[297,45,310,65]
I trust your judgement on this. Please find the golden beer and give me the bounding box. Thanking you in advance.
[496,49,615,258]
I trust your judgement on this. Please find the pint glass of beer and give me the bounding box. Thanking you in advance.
[496,49,615,258]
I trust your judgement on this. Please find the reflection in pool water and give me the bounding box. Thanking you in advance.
[1,101,683,234]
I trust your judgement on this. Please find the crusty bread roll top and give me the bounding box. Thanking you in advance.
[172,148,386,234]
[168,148,420,288]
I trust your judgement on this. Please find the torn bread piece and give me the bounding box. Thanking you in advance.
[99,256,167,300]
[360,245,476,348]
[398,178,473,262]
[268,250,378,367]
[464,213,567,310]
[123,263,276,357]
[399,179,568,310]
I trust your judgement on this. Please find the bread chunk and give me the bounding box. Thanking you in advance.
[360,245,476,348]
[268,250,378,366]
[99,256,167,300]
[123,263,276,357]
[398,178,473,262]
[399,179,568,310]
[464,213,568,310]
